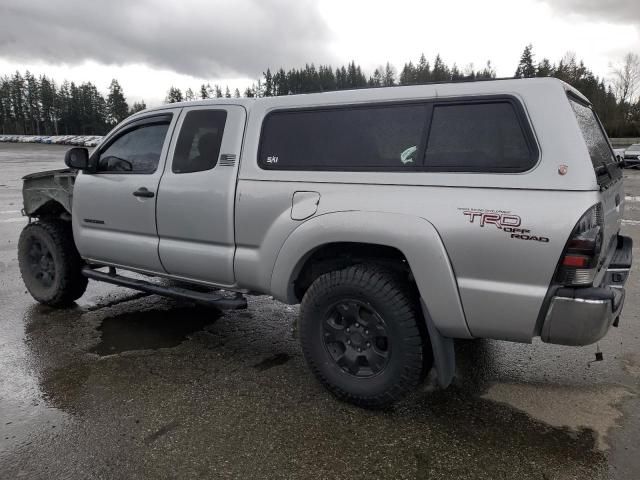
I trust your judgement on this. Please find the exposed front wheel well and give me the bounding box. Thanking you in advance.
[28,200,70,221]
[292,242,414,302]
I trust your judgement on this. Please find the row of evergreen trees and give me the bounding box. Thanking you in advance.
[2,47,639,137]
[512,46,638,137]
[0,74,145,136]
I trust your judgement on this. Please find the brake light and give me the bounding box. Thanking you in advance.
[556,204,603,286]
[562,255,590,268]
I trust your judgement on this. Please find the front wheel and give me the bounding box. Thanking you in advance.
[18,220,88,307]
[299,264,431,408]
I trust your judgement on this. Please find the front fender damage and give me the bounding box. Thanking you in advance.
[22,168,76,216]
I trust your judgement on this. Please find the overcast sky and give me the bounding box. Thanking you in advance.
[0,0,638,106]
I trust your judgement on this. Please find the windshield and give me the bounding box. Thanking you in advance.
[568,95,619,186]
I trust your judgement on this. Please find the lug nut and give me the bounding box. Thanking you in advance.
[365,330,369,335]
[355,323,360,328]
[347,340,351,345]
[346,328,350,333]
[366,342,371,347]
[358,348,362,352]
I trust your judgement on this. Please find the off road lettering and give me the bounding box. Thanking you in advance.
[511,234,549,242]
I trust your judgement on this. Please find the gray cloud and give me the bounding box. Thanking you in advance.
[0,0,335,78]
[543,0,640,24]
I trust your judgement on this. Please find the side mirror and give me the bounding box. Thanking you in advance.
[64,147,89,170]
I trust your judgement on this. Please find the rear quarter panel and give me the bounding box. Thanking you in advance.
[235,180,600,342]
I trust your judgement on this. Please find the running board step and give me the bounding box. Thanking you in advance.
[82,267,247,310]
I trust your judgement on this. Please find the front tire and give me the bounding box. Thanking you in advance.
[299,264,431,408]
[18,220,88,307]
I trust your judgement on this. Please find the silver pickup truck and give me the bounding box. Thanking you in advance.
[18,78,632,407]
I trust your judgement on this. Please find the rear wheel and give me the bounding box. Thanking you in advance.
[299,264,431,408]
[18,220,88,307]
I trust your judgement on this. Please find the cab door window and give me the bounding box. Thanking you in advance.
[172,110,227,174]
[97,122,170,173]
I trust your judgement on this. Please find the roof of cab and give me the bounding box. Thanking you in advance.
[137,77,587,117]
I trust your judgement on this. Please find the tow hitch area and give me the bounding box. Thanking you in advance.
[82,266,247,310]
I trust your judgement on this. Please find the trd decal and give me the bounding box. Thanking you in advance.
[459,208,549,243]
[462,211,521,228]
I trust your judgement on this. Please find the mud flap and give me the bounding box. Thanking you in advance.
[420,299,456,388]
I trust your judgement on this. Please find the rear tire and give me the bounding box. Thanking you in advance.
[18,220,88,307]
[299,264,431,408]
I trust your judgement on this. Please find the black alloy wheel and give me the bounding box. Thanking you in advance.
[322,299,390,378]
[299,264,432,408]
[18,220,88,307]
[25,236,56,287]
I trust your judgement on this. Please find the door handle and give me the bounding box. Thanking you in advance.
[133,187,155,198]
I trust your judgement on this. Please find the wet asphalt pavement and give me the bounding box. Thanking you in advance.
[1,143,640,479]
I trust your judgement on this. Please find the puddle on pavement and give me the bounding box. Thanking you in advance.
[91,307,221,356]
[483,383,633,451]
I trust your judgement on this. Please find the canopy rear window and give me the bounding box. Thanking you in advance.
[568,95,620,186]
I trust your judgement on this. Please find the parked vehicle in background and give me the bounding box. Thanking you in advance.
[14,78,635,407]
[84,136,101,147]
[623,144,640,168]
[0,134,107,146]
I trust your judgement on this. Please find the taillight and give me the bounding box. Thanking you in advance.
[556,204,603,286]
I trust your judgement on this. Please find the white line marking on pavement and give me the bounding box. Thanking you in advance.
[0,210,21,214]
[624,196,640,202]
[622,219,640,225]
[0,217,25,223]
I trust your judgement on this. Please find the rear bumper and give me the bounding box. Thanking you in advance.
[541,235,632,346]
